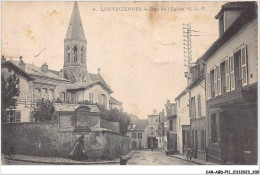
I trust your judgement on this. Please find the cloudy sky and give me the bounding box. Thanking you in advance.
[2,1,225,118]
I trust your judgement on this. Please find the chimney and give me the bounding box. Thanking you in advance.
[153,109,157,115]
[19,56,26,71]
[1,56,6,63]
[98,68,101,74]
[41,62,48,72]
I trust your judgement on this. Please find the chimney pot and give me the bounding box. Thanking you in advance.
[19,56,26,71]
[41,62,48,72]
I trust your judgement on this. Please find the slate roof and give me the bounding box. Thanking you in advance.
[110,96,122,105]
[131,120,148,132]
[201,2,257,63]
[216,2,257,19]
[11,61,70,82]
[52,103,100,113]
[65,2,86,40]
[89,73,109,86]
[66,80,113,93]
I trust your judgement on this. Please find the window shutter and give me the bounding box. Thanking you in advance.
[225,58,230,92]
[217,66,221,95]
[230,56,235,91]
[207,73,211,99]
[241,45,248,86]
[214,67,218,97]
[15,110,21,123]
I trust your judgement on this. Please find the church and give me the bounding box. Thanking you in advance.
[2,2,122,123]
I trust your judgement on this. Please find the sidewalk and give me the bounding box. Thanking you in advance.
[2,150,136,165]
[159,150,216,165]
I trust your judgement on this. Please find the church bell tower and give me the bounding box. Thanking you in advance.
[63,2,89,83]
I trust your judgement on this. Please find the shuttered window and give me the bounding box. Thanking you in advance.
[217,66,221,95]
[225,58,230,92]
[15,111,21,123]
[206,74,208,99]
[230,56,235,91]
[214,67,218,97]
[241,45,248,86]
[207,73,211,99]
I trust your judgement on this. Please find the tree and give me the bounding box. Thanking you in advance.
[1,73,20,122]
[97,104,131,134]
[32,99,53,122]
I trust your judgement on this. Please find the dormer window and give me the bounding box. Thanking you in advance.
[219,14,224,36]
[73,45,77,62]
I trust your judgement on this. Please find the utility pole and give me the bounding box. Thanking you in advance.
[183,23,192,85]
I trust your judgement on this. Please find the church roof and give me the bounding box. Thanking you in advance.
[65,2,86,40]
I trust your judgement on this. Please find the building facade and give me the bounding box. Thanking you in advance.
[127,120,148,149]
[188,59,207,160]
[203,2,258,164]
[147,109,160,149]
[175,91,190,154]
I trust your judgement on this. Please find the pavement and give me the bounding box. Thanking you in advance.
[2,150,136,165]
[127,149,196,165]
[159,150,216,165]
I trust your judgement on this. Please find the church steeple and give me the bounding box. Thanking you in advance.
[63,2,88,83]
[65,1,86,40]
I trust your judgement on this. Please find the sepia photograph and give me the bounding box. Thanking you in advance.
[0,1,259,173]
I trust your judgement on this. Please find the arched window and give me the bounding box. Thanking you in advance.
[73,45,77,62]
[67,46,70,62]
[81,47,83,63]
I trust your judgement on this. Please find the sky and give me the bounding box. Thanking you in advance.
[1,1,225,119]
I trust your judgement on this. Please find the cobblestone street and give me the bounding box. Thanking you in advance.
[127,150,195,165]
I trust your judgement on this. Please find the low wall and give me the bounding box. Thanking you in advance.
[2,122,130,160]
[100,119,119,133]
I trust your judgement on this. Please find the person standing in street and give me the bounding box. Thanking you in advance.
[70,135,85,161]
[184,145,192,162]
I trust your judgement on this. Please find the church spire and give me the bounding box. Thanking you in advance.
[63,1,89,83]
[65,2,86,40]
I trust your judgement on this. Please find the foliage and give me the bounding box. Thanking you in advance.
[32,99,53,122]
[1,73,20,122]
[31,98,64,121]
[97,105,131,135]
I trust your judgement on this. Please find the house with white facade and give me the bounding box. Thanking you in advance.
[202,2,258,164]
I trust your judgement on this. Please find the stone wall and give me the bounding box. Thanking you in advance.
[100,119,119,133]
[2,121,130,160]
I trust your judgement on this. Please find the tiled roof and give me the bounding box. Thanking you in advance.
[110,96,122,105]
[89,73,109,86]
[66,80,113,93]
[132,120,148,131]
[11,61,70,82]
[52,103,100,113]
